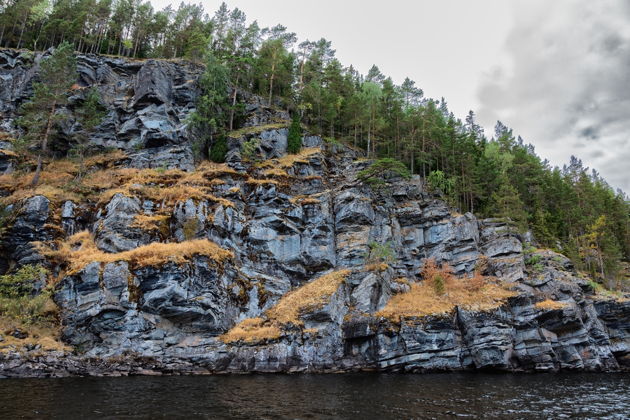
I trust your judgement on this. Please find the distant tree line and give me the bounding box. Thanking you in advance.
[4,0,629,286]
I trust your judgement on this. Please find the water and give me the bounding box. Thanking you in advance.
[0,373,628,419]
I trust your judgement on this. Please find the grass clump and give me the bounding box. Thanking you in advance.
[218,317,281,344]
[226,122,290,139]
[377,259,515,321]
[534,299,568,310]
[38,231,233,274]
[130,214,170,236]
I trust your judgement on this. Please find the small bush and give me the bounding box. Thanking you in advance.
[0,265,55,325]
[433,274,445,295]
[365,241,396,265]
[209,136,228,163]
[357,158,411,188]
[182,218,200,240]
[241,138,261,162]
[525,254,542,266]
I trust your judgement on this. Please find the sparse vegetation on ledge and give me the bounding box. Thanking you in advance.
[226,122,290,139]
[38,232,233,275]
[535,299,569,310]
[220,269,350,344]
[378,260,515,321]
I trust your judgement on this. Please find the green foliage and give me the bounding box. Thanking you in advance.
[357,158,411,187]
[0,265,54,325]
[433,274,445,295]
[5,1,630,289]
[287,114,302,154]
[241,138,261,162]
[182,218,199,240]
[209,136,228,163]
[16,42,76,157]
[366,241,396,265]
[70,87,107,174]
[190,51,229,160]
[525,254,542,266]
[427,170,456,198]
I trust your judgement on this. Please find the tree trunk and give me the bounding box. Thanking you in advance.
[268,59,276,106]
[31,101,56,187]
[229,75,240,131]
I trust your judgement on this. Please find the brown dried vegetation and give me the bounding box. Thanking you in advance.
[38,231,233,275]
[378,259,516,321]
[220,269,350,344]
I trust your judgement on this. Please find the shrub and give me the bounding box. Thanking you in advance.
[357,158,411,187]
[182,218,200,240]
[427,170,455,197]
[209,136,228,163]
[365,241,396,265]
[0,265,55,325]
[433,274,445,295]
[287,114,302,154]
[241,138,261,162]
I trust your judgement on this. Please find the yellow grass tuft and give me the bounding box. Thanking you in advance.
[218,317,282,344]
[246,178,279,186]
[364,263,389,272]
[130,214,170,235]
[262,167,289,177]
[38,231,233,274]
[535,299,568,310]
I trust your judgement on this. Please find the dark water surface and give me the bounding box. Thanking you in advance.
[0,373,628,419]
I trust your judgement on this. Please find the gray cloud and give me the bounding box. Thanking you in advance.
[476,0,630,193]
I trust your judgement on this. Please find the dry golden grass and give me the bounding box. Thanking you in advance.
[219,317,282,344]
[245,178,279,186]
[0,317,71,353]
[38,231,233,274]
[276,148,320,168]
[262,167,289,177]
[535,299,568,310]
[0,156,241,208]
[130,214,170,235]
[220,270,350,344]
[364,263,389,272]
[378,260,515,320]
[267,269,350,325]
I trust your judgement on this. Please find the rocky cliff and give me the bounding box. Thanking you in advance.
[0,49,628,377]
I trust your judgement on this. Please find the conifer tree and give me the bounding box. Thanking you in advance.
[287,113,302,154]
[17,41,76,186]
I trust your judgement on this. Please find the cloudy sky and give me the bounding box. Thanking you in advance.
[152,0,629,193]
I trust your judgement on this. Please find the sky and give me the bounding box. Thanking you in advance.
[151,0,629,193]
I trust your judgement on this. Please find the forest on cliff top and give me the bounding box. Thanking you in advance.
[1,0,629,288]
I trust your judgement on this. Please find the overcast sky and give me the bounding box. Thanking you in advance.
[151,0,629,193]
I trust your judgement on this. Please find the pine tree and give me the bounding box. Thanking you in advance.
[17,41,76,186]
[190,51,228,160]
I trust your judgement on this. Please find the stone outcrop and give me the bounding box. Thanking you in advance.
[0,49,628,377]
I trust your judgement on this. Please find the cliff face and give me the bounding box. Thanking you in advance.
[0,49,628,376]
